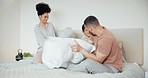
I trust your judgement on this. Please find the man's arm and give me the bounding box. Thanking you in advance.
[79,48,106,63]
[72,41,106,63]
[71,39,112,63]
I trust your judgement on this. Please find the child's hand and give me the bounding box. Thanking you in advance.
[71,40,83,52]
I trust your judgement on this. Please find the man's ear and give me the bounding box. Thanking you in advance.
[89,28,92,32]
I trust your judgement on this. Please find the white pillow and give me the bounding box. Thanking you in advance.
[122,63,144,78]
[118,41,127,63]
[42,37,95,68]
[42,37,73,68]
[57,27,76,38]
[70,39,95,64]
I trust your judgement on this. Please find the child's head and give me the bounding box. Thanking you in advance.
[82,24,94,41]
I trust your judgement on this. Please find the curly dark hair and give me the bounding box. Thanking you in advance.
[36,2,51,16]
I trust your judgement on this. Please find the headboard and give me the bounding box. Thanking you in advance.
[74,28,144,65]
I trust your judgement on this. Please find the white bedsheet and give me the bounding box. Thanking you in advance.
[0,58,144,78]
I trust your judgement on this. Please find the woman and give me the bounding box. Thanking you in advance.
[34,2,56,63]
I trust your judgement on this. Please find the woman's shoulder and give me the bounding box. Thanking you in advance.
[34,24,40,31]
[47,22,54,27]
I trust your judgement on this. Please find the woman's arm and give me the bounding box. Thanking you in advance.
[34,27,45,48]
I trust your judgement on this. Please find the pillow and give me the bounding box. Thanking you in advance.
[57,27,76,38]
[118,41,127,63]
[122,63,144,78]
[42,37,95,68]
[70,39,95,64]
[42,37,73,68]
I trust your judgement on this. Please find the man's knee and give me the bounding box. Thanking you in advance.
[81,59,91,65]
[81,59,97,69]
[83,59,97,65]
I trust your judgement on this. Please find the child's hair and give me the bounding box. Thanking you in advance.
[82,24,85,32]
[36,2,51,16]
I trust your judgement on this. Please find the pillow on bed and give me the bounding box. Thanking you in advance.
[70,39,95,64]
[119,41,127,63]
[42,37,95,68]
[122,63,144,78]
[42,37,72,68]
[56,27,76,38]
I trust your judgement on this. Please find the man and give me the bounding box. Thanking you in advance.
[68,16,122,74]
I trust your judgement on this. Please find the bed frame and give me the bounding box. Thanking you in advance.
[74,28,144,65]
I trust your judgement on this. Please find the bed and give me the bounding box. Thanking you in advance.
[0,28,144,78]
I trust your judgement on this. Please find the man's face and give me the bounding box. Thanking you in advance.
[85,25,97,36]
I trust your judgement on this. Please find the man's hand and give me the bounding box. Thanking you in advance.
[71,40,83,52]
[71,40,100,62]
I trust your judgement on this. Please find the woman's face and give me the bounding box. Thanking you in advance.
[39,13,49,24]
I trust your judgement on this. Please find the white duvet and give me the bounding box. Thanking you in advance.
[0,59,144,78]
[42,37,95,68]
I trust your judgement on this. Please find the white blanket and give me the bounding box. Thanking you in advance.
[42,37,95,68]
[0,59,144,78]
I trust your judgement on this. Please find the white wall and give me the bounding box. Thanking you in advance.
[0,0,20,62]
[0,0,148,71]
[20,0,148,71]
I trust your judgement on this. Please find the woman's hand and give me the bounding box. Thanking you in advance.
[71,40,83,52]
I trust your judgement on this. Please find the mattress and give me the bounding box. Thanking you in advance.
[0,58,144,78]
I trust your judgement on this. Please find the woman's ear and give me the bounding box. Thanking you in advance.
[39,15,41,18]
[39,15,42,20]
